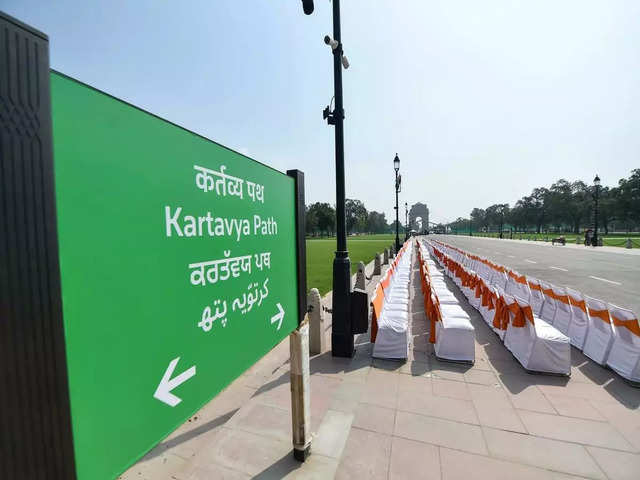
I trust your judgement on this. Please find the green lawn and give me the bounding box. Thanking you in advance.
[306,234,397,295]
[450,232,640,248]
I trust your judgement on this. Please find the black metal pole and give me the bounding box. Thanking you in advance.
[329,0,353,358]
[469,218,472,236]
[593,185,599,247]
[395,170,400,252]
[405,203,408,241]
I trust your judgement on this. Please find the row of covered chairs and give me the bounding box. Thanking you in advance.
[370,241,412,359]
[417,241,475,363]
[431,239,640,383]
[428,240,570,375]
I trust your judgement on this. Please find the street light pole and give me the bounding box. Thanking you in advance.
[405,202,409,241]
[394,154,400,252]
[593,174,601,247]
[302,0,353,357]
[469,218,472,236]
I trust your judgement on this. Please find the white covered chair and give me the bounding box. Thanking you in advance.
[606,304,640,384]
[550,286,573,337]
[539,280,557,326]
[582,296,614,365]
[490,269,508,290]
[503,296,570,375]
[372,288,409,360]
[505,271,532,303]
[433,295,475,364]
[566,288,589,350]
[527,277,545,316]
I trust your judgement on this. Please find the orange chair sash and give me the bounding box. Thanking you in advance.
[611,314,640,337]
[569,297,587,314]
[588,308,610,324]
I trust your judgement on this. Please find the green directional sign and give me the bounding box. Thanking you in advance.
[51,71,303,480]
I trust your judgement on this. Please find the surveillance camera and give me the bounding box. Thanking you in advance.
[324,35,339,50]
[341,55,349,69]
[301,0,314,15]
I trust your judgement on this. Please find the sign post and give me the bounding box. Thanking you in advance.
[1,13,308,478]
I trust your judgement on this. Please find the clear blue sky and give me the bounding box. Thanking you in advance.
[3,0,639,224]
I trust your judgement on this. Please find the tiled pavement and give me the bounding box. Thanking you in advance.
[122,244,640,479]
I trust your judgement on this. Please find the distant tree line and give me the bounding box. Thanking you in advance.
[305,198,396,236]
[446,169,640,234]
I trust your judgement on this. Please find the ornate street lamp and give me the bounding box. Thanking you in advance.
[394,154,401,252]
[593,174,601,247]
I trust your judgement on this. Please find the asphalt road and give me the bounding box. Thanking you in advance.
[426,234,640,316]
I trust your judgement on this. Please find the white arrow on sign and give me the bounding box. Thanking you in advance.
[153,356,196,407]
[271,303,285,331]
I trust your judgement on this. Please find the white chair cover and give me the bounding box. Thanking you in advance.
[606,304,640,383]
[566,288,589,350]
[551,286,572,337]
[539,280,557,326]
[582,296,614,365]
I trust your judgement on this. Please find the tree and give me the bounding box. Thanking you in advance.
[305,205,318,236]
[484,204,509,236]
[365,211,388,234]
[470,208,486,232]
[530,187,550,233]
[306,202,335,236]
[345,198,367,234]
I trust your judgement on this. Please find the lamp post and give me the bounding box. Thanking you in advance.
[394,154,401,252]
[405,202,409,241]
[469,218,472,236]
[301,0,353,357]
[593,174,601,247]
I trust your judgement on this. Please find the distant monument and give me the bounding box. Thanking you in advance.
[409,202,429,232]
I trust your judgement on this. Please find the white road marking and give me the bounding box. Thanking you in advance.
[508,255,515,258]
[494,251,501,255]
[549,266,568,272]
[525,259,537,264]
[589,275,622,286]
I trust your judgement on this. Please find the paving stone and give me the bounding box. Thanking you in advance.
[282,454,339,479]
[335,428,391,480]
[312,410,354,459]
[440,446,556,480]
[398,359,432,377]
[352,403,396,435]
[543,394,607,421]
[120,451,195,480]
[590,401,640,451]
[397,371,432,394]
[498,374,558,413]
[397,387,479,425]
[490,358,526,375]
[232,402,291,442]
[467,383,527,432]
[186,464,250,479]
[433,377,471,400]
[389,437,440,480]
[587,446,640,480]
[482,427,605,479]
[205,428,292,476]
[464,369,499,385]
[469,356,494,372]
[394,410,487,455]
[328,380,365,414]
[536,379,615,404]
[362,369,399,409]
[430,360,469,382]
[518,409,635,451]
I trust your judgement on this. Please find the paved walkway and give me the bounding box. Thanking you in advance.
[453,234,640,256]
[122,244,640,479]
